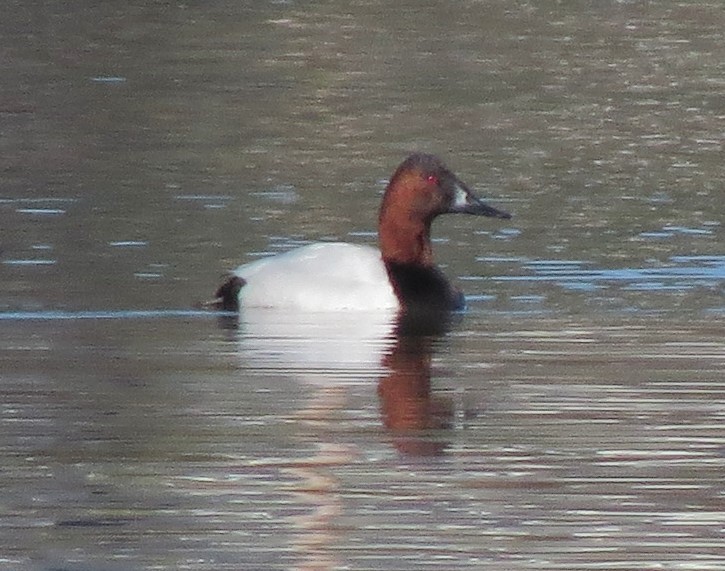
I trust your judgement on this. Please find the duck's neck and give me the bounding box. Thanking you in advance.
[378,215,434,267]
[379,214,463,311]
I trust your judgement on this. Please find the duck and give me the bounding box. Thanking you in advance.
[213,153,511,313]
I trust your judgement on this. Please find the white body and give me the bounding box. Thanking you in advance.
[233,242,399,311]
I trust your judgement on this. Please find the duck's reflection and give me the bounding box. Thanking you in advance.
[226,308,456,570]
[378,310,455,456]
[229,307,455,455]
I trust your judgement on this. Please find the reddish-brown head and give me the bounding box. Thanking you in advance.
[378,153,510,266]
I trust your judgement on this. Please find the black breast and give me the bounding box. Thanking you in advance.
[384,261,464,312]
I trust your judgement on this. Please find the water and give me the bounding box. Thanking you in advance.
[1,1,723,570]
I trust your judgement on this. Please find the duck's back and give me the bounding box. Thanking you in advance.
[234,242,398,311]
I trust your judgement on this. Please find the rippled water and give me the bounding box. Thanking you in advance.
[2,312,722,570]
[2,1,724,570]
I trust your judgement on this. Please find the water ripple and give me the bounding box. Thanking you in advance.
[494,255,725,292]
[0,309,218,321]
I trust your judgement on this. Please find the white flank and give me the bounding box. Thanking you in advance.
[234,242,399,311]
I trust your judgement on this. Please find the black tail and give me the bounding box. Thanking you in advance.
[212,275,245,312]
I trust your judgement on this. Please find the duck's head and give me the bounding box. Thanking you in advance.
[381,153,510,223]
[379,153,511,265]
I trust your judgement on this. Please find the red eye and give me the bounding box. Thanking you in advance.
[426,174,439,185]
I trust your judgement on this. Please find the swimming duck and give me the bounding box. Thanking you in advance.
[214,153,511,312]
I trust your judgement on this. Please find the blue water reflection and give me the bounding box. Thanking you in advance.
[496,255,725,292]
